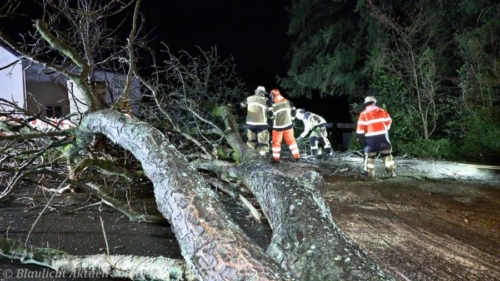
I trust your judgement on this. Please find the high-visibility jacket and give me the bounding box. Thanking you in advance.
[298,112,327,139]
[356,105,392,137]
[241,94,269,126]
[269,99,294,131]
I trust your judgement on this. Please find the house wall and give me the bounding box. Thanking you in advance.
[23,61,70,117]
[0,47,25,112]
[1,43,141,118]
[69,71,141,115]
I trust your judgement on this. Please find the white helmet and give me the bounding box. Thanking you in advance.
[364,96,377,104]
[295,108,305,120]
[255,86,266,95]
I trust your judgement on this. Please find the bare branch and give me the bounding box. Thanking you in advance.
[0,0,20,18]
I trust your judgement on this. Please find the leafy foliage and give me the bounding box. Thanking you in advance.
[397,139,456,160]
[456,108,500,163]
[286,0,500,163]
[279,0,372,98]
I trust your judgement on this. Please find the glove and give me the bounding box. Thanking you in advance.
[296,136,303,142]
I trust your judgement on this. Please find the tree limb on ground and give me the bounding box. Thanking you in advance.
[39,168,164,223]
[77,109,293,280]
[214,105,394,280]
[0,237,196,281]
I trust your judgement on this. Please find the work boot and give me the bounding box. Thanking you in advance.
[366,157,376,178]
[383,155,396,177]
[258,146,269,156]
[325,147,334,157]
[271,158,281,164]
[321,152,335,160]
[386,168,396,177]
[367,169,375,178]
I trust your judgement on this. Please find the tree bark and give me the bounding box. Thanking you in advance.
[215,106,393,280]
[76,110,292,280]
[0,238,196,281]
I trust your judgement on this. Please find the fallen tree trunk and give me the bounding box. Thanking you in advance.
[76,110,291,280]
[2,106,394,280]
[214,106,393,280]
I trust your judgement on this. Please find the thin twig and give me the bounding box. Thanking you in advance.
[100,216,110,256]
[25,176,69,248]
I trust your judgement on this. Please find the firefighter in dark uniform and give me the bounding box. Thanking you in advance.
[295,109,334,158]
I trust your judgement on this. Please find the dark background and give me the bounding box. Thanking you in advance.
[141,0,292,93]
[140,1,351,123]
[2,0,353,146]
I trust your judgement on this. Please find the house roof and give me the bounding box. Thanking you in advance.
[0,40,21,58]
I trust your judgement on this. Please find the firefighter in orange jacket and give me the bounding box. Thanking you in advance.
[267,89,300,163]
[356,96,396,177]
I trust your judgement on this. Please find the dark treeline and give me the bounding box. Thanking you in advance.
[279,0,500,163]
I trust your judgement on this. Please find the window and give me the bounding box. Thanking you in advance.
[46,105,62,118]
[94,81,107,104]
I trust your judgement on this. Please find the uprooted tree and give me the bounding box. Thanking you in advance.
[0,0,394,280]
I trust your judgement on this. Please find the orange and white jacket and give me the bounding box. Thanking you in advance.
[356,105,392,137]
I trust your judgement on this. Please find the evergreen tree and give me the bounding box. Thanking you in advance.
[282,0,500,162]
[279,0,372,98]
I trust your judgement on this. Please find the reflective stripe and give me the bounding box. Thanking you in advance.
[385,161,394,166]
[358,117,391,125]
[366,163,375,168]
[356,129,365,134]
[248,102,267,109]
[289,143,298,150]
[291,148,299,154]
[365,130,388,137]
[273,123,293,129]
[246,121,268,126]
[272,147,281,152]
[273,153,280,158]
[274,108,290,115]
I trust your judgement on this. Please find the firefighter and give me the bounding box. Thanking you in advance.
[267,89,300,163]
[240,86,270,155]
[356,96,396,177]
[295,109,334,158]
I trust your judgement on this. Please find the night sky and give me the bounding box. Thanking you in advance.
[2,0,351,123]
[141,0,291,92]
[140,1,351,123]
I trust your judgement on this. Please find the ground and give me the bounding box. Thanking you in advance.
[315,155,500,281]
[1,153,499,281]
